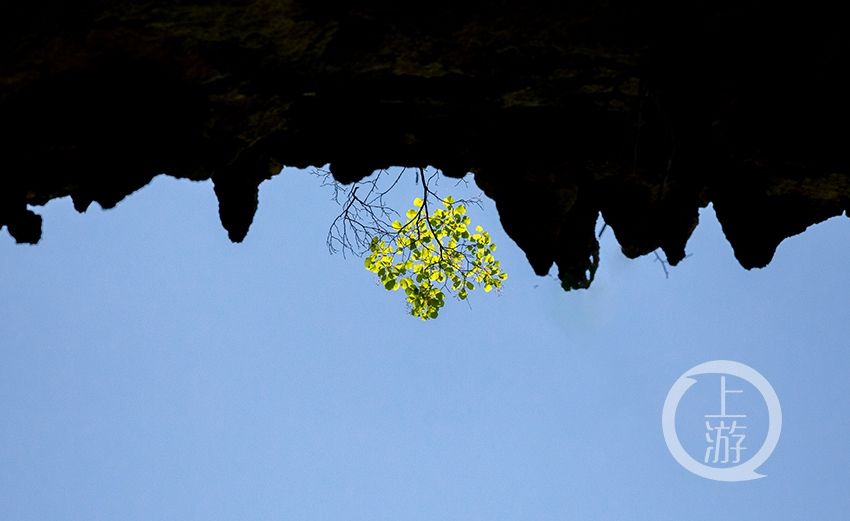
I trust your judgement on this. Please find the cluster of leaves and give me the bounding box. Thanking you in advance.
[363,195,507,320]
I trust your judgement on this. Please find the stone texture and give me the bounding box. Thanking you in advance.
[2,1,849,289]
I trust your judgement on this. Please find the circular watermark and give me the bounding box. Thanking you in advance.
[661,360,782,482]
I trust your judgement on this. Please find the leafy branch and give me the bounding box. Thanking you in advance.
[318,167,506,320]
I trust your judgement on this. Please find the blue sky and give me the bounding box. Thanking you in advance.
[2,167,850,520]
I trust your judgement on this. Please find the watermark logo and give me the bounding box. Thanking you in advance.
[662,360,782,482]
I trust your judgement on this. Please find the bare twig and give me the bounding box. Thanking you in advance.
[317,167,483,260]
[653,250,670,279]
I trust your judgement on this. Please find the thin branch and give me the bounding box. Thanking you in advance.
[317,166,483,259]
[653,250,670,279]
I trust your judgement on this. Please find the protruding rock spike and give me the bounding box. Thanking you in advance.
[212,153,280,243]
[7,208,43,244]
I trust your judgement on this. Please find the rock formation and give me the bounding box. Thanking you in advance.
[2,1,849,289]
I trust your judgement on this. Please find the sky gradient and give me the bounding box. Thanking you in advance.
[2,168,850,520]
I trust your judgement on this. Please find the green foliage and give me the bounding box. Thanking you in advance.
[363,195,507,320]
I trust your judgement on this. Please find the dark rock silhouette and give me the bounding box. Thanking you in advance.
[2,1,849,289]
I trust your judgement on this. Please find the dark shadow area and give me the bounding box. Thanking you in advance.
[2,1,849,289]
